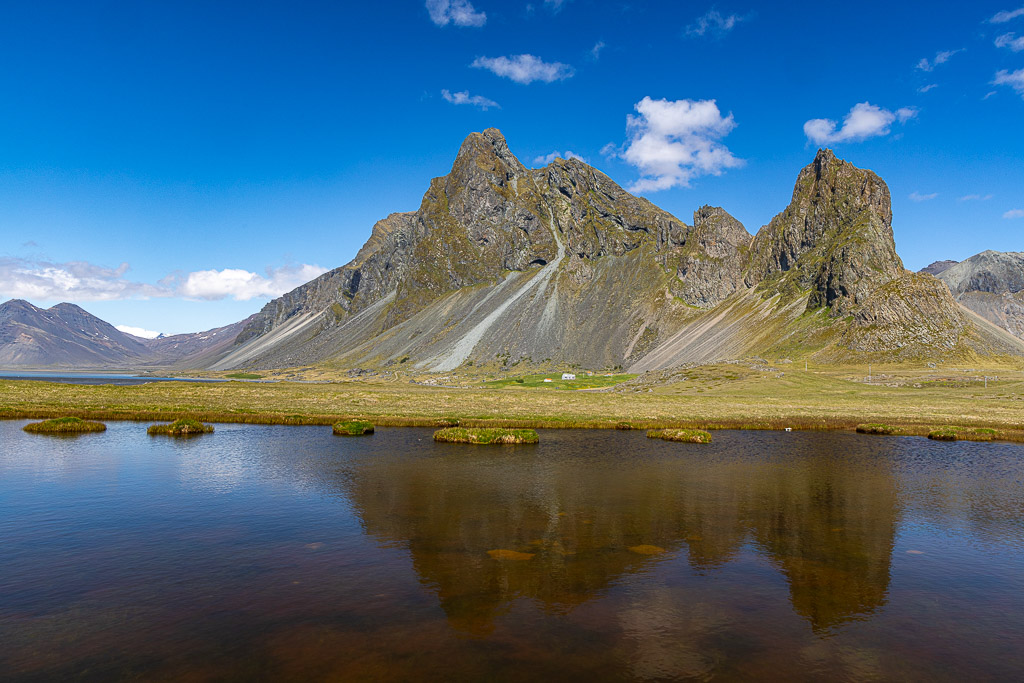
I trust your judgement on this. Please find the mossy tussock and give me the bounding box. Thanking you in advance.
[433,427,539,444]
[333,420,374,436]
[856,423,901,435]
[928,426,998,442]
[23,416,106,434]
[647,428,712,443]
[148,418,214,436]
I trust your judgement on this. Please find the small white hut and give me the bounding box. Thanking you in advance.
[561,372,576,380]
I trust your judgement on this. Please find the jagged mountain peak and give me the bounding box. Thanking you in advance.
[212,134,1022,373]
[746,148,901,314]
[692,205,750,247]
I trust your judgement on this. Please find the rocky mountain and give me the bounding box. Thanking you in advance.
[0,300,152,367]
[920,260,958,277]
[141,316,255,369]
[209,129,1024,372]
[0,299,252,369]
[924,251,1024,339]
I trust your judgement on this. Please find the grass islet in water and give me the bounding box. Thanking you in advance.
[434,427,539,444]
[333,420,375,436]
[647,428,711,443]
[856,423,901,435]
[147,418,214,436]
[23,416,106,433]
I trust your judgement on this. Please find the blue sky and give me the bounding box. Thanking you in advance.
[1,0,1022,335]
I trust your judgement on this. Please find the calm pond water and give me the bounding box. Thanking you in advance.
[0,372,227,386]
[1,422,1023,681]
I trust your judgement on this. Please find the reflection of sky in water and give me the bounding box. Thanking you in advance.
[1,422,1023,680]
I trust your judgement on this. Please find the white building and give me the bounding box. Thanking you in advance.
[561,373,576,380]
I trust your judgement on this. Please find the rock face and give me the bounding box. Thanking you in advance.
[206,134,1023,371]
[927,251,1024,339]
[220,129,707,370]
[746,149,903,315]
[668,206,750,308]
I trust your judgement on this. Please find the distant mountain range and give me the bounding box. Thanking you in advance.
[0,299,250,369]
[2,129,1023,371]
[920,251,1024,340]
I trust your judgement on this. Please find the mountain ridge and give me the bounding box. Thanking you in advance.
[0,299,252,369]
[5,130,1022,371]
[923,251,1024,340]
[209,129,1024,372]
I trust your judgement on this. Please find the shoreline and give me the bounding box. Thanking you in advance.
[4,407,1022,445]
[4,364,1024,442]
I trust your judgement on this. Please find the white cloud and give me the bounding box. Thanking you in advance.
[916,49,963,71]
[918,83,939,93]
[1005,209,1024,219]
[178,264,327,301]
[909,192,938,201]
[995,32,1024,51]
[686,9,748,37]
[425,0,486,27]
[441,89,499,110]
[533,150,586,165]
[803,102,916,145]
[895,107,917,122]
[0,257,328,305]
[471,54,575,84]
[590,41,606,60]
[116,325,161,339]
[994,68,1024,97]
[616,96,743,193]
[959,194,994,201]
[990,7,1024,22]
[0,258,166,302]
[544,0,568,11]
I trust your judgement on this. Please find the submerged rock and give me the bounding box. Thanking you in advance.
[628,545,666,555]
[487,549,535,561]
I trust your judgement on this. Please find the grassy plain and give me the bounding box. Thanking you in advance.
[2,361,1024,440]
[483,373,635,390]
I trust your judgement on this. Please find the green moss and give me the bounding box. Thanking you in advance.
[433,427,539,444]
[647,428,712,443]
[226,372,263,380]
[23,416,106,434]
[333,420,374,436]
[856,423,901,435]
[148,418,214,436]
[928,426,960,441]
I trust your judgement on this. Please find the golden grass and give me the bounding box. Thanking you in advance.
[3,360,1024,441]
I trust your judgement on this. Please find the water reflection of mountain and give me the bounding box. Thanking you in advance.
[341,431,897,634]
